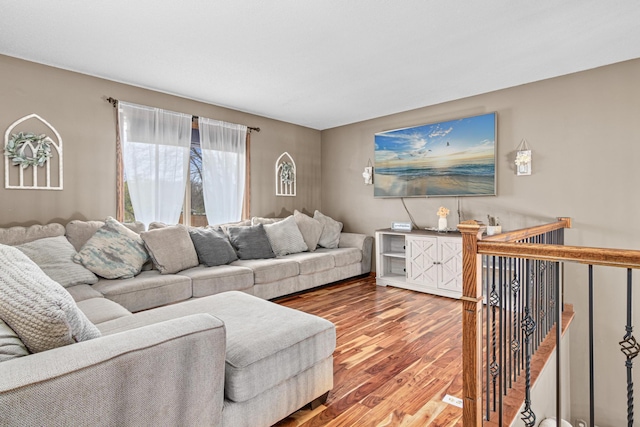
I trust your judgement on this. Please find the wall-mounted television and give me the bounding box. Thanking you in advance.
[374,112,496,198]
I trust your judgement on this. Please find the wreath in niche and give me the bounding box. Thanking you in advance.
[4,132,52,168]
[280,161,294,185]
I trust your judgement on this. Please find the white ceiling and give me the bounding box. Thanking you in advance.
[2,1,640,130]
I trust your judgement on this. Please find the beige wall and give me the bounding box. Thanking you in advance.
[0,54,321,226]
[321,58,640,426]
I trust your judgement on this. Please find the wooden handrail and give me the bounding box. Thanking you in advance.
[482,217,571,242]
[477,241,640,269]
[458,218,573,427]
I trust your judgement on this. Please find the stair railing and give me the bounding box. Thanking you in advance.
[460,217,640,426]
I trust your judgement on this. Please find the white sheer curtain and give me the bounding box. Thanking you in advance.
[118,102,192,228]
[198,117,247,225]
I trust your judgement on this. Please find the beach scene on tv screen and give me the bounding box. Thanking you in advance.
[374,112,496,197]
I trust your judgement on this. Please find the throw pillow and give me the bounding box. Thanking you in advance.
[15,236,99,288]
[314,210,343,249]
[251,217,283,226]
[293,210,324,252]
[0,319,29,362]
[226,224,276,260]
[188,227,238,267]
[66,219,146,252]
[264,215,308,256]
[140,224,199,274]
[0,244,101,353]
[73,217,149,279]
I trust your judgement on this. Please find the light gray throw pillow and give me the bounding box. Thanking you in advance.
[227,224,276,260]
[0,244,101,353]
[264,215,308,256]
[73,217,149,279]
[293,210,324,252]
[314,210,343,249]
[188,227,238,267]
[15,236,98,288]
[141,224,199,274]
[0,319,29,362]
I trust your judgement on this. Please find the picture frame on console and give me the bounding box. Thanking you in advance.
[373,112,497,198]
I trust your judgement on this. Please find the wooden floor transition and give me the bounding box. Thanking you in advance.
[273,276,464,427]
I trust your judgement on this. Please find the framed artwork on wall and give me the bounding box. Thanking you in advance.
[374,112,496,198]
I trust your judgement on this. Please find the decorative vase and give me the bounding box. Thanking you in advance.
[438,217,448,231]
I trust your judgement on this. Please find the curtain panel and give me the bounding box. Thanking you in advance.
[198,118,247,225]
[118,102,192,228]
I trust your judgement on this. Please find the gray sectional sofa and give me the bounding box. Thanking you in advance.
[0,217,373,426]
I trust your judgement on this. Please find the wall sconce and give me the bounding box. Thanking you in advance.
[362,159,373,185]
[515,139,532,176]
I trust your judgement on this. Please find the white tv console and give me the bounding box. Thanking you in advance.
[375,228,463,299]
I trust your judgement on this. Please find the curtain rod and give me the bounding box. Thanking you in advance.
[106,97,260,133]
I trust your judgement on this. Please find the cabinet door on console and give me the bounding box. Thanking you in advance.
[438,237,463,293]
[406,236,438,287]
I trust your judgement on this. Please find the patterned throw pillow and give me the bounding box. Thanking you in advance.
[73,217,149,279]
[264,215,308,256]
[293,210,324,252]
[226,224,276,260]
[314,210,343,249]
[0,244,101,353]
[15,236,98,287]
[188,227,238,267]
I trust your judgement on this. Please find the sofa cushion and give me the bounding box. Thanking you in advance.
[65,284,104,302]
[73,217,149,279]
[231,258,299,284]
[0,244,101,353]
[314,210,343,249]
[263,215,308,256]
[177,265,254,297]
[92,270,192,313]
[0,319,29,362]
[293,210,323,251]
[140,224,199,274]
[95,291,336,404]
[66,219,145,252]
[188,227,238,267]
[226,224,275,260]
[15,236,98,287]
[76,297,132,325]
[316,247,362,267]
[0,223,65,246]
[283,251,336,275]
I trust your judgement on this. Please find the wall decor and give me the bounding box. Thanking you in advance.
[4,114,63,190]
[362,159,373,185]
[374,112,496,197]
[275,152,296,196]
[515,139,532,176]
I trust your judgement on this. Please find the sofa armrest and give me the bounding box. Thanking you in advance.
[339,232,373,275]
[0,314,226,426]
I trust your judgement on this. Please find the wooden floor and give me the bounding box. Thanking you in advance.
[273,276,464,427]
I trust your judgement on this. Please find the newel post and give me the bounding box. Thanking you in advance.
[458,220,486,427]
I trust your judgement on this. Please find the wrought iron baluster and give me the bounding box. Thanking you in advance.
[485,254,491,422]
[512,259,521,383]
[588,265,595,427]
[619,268,639,427]
[490,256,499,412]
[521,258,537,427]
[498,256,504,421]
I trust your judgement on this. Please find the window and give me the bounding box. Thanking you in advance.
[118,112,251,227]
